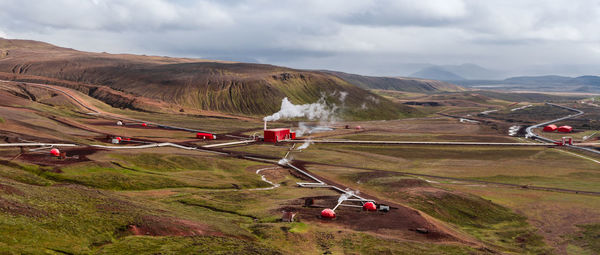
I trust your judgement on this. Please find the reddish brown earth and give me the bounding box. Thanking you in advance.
[127,215,219,237]
[277,162,474,244]
[0,197,46,217]
[280,195,456,242]
[0,38,414,119]
[17,147,103,166]
[0,183,24,195]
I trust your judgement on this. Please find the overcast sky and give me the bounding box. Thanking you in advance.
[1,0,599,78]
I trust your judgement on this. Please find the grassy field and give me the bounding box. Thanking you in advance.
[41,149,271,190]
[444,184,600,255]
[0,152,484,254]
[306,165,551,254]
[1,78,599,254]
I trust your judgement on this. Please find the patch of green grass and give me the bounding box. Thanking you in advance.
[337,132,517,143]
[288,222,308,233]
[96,236,282,255]
[0,179,142,254]
[0,163,53,186]
[342,145,540,160]
[25,99,90,119]
[569,224,600,254]
[44,165,190,190]
[339,233,477,255]
[112,153,213,172]
[0,116,4,123]
[41,153,270,190]
[317,168,550,254]
[472,174,600,192]
[413,192,548,253]
[413,190,525,228]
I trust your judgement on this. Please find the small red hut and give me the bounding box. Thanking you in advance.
[543,124,557,132]
[196,132,216,140]
[264,128,295,143]
[558,125,573,133]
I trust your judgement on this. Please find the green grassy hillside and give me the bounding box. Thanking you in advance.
[0,39,418,120]
[325,71,465,93]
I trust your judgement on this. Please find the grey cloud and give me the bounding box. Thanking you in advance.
[1,0,233,32]
[0,0,599,77]
[337,0,469,27]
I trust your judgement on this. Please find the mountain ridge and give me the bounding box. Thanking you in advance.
[0,38,423,120]
[324,70,464,93]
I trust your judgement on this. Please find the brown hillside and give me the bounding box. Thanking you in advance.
[325,70,464,93]
[0,38,417,119]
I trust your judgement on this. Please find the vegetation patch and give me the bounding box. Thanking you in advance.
[342,145,540,160]
[569,224,600,254]
[340,169,550,254]
[288,222,308,234]
[96,236,282,255]
[339,233,476,255]
[40,154,270,190]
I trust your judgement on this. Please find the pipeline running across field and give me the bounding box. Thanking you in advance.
[525,103,600,154]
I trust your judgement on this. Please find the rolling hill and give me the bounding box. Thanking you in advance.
[325,71,464,93]
[0,38,420,120]
[410,66,466,81]
[456,75,600,92]
[410,64,504,81]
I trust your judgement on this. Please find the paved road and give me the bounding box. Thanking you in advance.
[525,103,600,154]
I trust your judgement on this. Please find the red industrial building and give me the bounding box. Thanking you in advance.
[543,124,557,132]
[196,132,216,140]
[558,125,573,133]
[264,128,295,143]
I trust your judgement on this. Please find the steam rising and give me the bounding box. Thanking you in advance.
[263,97,335,122]
[297,139,312,150]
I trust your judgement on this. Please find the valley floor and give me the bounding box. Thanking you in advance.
[0,81,599,254]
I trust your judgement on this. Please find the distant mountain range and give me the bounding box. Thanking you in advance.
[324,71,464,93]
[410,63,600,93]
[454,75,600,92]
[410,63,504,80]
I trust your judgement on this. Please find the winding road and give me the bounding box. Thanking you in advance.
[2,81,599,196]
[525,103,600,155]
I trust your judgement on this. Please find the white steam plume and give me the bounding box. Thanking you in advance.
[264,97,335,122]
[297,139,313,150]
[295,122,310,137]
[339,91,348,102]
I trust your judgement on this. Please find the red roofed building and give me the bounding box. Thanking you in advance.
[543,124,557,132]
[196,132,216,140]
[264,128,295,143]
[558,125,573,133]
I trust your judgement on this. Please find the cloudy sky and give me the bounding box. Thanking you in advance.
[1,0,599,78]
